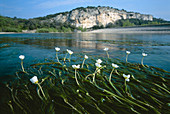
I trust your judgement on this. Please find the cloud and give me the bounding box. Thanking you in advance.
[36,0,87,9]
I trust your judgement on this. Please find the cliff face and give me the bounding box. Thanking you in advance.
[44,7,153,28]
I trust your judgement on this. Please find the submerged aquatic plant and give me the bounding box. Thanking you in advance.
[123,74,130,93]
[72,64,80,86]
[81,55,88,68]
[66,49,73,62]
[109,63,119,81]
[104,47,109,58]
[2,50,170,114]
[141,53,147,66]
[126,51,130,63]
[109,63,122,96]
[30,76,47,100]
[19,55,25,72]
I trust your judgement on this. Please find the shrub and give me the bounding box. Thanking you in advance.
[36,28,58,33]
[2,27,21,32]
[36,28,50,33]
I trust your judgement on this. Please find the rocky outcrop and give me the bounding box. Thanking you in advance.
[44,6,153,28]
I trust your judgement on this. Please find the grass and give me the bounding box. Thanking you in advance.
[0,52,170,114]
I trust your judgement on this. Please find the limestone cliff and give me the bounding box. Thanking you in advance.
[43,6,153,28]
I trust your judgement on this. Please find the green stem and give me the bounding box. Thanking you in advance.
[92,73,96,83]
[154,83,170,94]
[81,59,85,68]
[103,88,148,111]
[92,67,103,83]
[37,87,43,101]
[93,68,99,83]
[56,52,60,63]
[7,86,27,113]
[63,53,68,62]
[21,60,25,72]
[126,54,128,63]
[92,76,150,111]
[115,69,120,75]
[75,69,80,86]
[8,102,14,114]
[109,68,122,96]
[109,68,114,82]
[37,83,47,100]
[68,54,71,62]
[141,56,144,66]
[63,98,82,114]
[125,80,127,93]
[85,74,93,80]
[106,51,109,58]
[91,80,148,111]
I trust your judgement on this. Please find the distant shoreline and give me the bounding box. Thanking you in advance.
[87,27,170,34]
[0,32,19,34]
[1,27,170,34]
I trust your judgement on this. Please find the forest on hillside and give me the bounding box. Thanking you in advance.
[0,15,170,33]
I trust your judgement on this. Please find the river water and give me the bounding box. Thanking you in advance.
[0,32,170,82]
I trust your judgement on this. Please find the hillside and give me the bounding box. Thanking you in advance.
[40,6,153,28]
[0,6,170,32]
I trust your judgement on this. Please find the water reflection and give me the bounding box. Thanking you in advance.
[0,32,170,79]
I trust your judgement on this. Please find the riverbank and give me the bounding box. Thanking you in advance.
[0,32,18,34]
[88,27,170,33]
[1,26,170,34]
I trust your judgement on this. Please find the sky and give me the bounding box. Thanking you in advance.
[0,0,170,21]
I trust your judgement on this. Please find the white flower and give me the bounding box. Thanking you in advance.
[84,55,88,59]
[30,76,38,84]
[96,59,102,64]
[72,64,80,69]
[67,49,73,55]
[19,55,25,60]
[142,53,147,57]
[55,47,60,51]
[123,74,130,82]
[112,63,119,68]
[104,48,109,51]
[95,63,102,68]
[126,51,130,54]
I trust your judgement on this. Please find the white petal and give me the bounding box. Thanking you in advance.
[127,75,130,78]
[84,55,88,59]
[142,53,147,56]
[19,55,25,60]
[95,63,102,68]
[67,50,73,55]
[77,65,80,69]
[30,76,38,84]
[112,63,119,68]
[126,51,130,54]
[123,74,126,78]
[72,64,80,69]
[104,48,109,51]
[72,65,75,68]
[55,47,60,51]
[126,79,130,82]
[96,59,102,64]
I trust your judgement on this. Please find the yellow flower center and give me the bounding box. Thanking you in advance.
[124,77,128,79]
[34,81,38,84]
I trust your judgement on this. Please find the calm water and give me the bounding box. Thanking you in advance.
[0,32,170,82]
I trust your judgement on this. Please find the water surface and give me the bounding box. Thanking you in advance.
[0,32,170,82]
